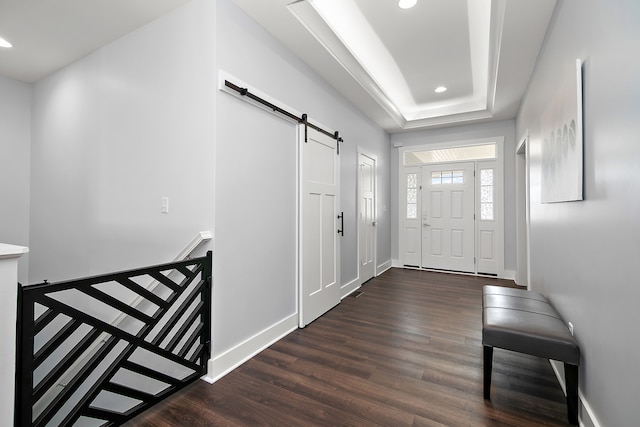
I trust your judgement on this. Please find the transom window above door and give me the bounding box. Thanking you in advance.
[431,170,464,185]
[404,143,496,166]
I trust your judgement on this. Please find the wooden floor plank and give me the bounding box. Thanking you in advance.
[127,268,570,426]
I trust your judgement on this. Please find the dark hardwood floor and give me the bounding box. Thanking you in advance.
[127,268,570,426]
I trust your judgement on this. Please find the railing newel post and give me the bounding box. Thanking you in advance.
[16,285,35,427]
[202,250,213,369]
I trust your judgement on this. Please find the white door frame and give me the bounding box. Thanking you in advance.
[398,137,506,277]
[516,131,531,288]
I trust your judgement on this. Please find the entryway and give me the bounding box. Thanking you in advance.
[399,139,504,276]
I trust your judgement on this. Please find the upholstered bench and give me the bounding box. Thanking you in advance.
[482,285,580,425]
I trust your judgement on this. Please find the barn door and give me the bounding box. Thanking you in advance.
[299,126,340,327]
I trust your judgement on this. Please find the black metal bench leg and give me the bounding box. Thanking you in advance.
[565,363,579,425]
[483,345,493,400]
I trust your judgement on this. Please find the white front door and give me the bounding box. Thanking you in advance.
[358,153,376,283]
[299,125,340,327]
[421,162,475,273]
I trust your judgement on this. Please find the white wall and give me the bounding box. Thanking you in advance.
[516,0,640,425]
[29,0,216,283]
[212,0,391,364]
[390,120,517,274]
[25,0,391,384]
[0,75,31,283]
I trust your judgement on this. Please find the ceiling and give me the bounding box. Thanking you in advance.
[0,0,191,83]
[234,0,557,132]
[0,0,557,133]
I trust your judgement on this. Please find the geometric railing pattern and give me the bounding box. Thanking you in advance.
[16,251,212,427]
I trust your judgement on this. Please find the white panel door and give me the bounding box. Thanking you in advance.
[358,153,376,282]
[299,126,340,327]
[421,162,475,273]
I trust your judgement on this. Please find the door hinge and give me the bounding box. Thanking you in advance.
[419,185,422,190]
[474,257,477,264]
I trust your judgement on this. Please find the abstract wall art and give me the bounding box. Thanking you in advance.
[541,59,584,203]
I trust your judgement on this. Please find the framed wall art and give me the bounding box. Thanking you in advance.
[541,58,584,203]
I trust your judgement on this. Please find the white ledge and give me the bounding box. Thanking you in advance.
[0,243,29,259]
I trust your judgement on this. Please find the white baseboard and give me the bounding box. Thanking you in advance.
[341,278,361,299]
[203,313,298,384]
[549,360,602,427]
[391,260,514,281]
[376,259,392,275]
[502,269,516,280]
[340,259,392,299]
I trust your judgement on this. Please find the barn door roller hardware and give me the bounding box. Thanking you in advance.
[224,80,342,154]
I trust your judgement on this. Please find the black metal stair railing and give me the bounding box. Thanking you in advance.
[16,251,212,427]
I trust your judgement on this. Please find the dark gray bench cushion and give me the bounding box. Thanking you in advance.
[483,284,547,302]
[483,294,560,317]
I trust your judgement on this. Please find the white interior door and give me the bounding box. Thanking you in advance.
[299,125,340,327]
[358,152,376,282]
[421,162,475,273]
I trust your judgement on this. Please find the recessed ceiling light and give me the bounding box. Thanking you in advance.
[435,86,448,93]
[398,0,417,10]
[0,37,12,48]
